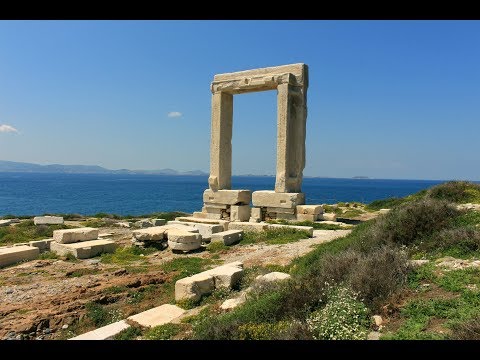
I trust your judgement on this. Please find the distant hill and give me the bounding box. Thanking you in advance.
[0,160,208,176]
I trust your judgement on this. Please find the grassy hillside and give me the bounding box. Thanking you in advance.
[188,181,480,340]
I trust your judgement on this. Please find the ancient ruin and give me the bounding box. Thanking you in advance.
[194,63,324,223]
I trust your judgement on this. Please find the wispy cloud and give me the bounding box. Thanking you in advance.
[167,111,182,118]
[0,124,19,133]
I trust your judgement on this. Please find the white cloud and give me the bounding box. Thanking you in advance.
[0,124,19,133]
[167,111,182,118]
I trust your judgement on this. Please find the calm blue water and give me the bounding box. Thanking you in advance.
[0,172,468,216]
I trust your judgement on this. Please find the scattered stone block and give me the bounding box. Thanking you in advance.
[228,221,268,233]
[204,213,222,220]
[132,226,167,242]
[69,320,130,340]
[203,203,228,209]
[220,293,247,310]
[252,191,305,209]
[202,206,223,214]
[128,304,185,328]
[276,213,297,221]
[230,205,250,222]
[168,221,224,240]
[167,228,202,251]
[98,232,113,238]
[227,260,244,268]
[152,219,166,226]
[192,211,208,219]
[175,216,230,231]
[250,207,262,222]
[267,207,295,214]
[167,228,202,244]
[29,239,53,251]
[0,219,19,227]
[296,213,318,222]
[50,239,117,259]
[175,273,215,302]
[210,230,243,246]
[255,272,291,283]
[204,262,244,288]
[53,228,99,244]
[373,315,383,327]
[296,205,323,215]
[203,189,251,205]
[33,216,64,225]
[115,221,130,228]
[320,213,337,221]
[168,241,201,252]
[0,245,39,267]
[135,219,153,228]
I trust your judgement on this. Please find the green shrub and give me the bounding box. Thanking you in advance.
[144,323,186,340]
[341,209,364,218]
[306,285,370,340]
[449,315,480,340]
[193,285,288,340]
[304,245,410,310]
[421,227,480,257]
[65,253,78,262]
[427,181,480,203]
[237,321,292,340]
[355,199,460,251]
[38,251,59,260]
[323,205,343,215]
[366,197,406,211]
[113,326,143,340]
[0,221,71,245]
[84,302,123,327]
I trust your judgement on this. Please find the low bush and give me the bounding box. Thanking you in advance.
[427,181,480,203]
[84,302,123,327]
[366,197,407,211]
[421,227,480,257]
[38,251,59,260]
[143,323,186,340]
[237,321,293,340]
[306,285,370,340]
[113,326,143,340]
[354,199,460,251]
[449,315,480,340]
[303,245,410,311]
[0,221,70,245]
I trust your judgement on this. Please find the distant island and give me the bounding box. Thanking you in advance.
[0,160,208,176]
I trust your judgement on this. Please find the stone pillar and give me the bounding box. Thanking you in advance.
[275,84,307,193]
[209,92,233,191]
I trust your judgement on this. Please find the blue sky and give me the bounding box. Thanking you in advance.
[0,20,478,180]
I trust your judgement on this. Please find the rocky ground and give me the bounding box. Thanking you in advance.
[0,223,351,340]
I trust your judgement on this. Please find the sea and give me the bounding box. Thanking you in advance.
[0,172,472,217]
